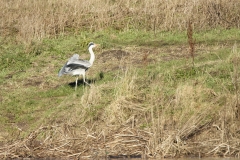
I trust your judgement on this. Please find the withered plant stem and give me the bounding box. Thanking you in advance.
[187,19,195,67]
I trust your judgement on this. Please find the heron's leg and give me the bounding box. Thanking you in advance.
[75,76,79,90]
[83,73,90,86]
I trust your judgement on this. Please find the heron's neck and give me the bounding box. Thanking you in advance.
[88,46,95,65]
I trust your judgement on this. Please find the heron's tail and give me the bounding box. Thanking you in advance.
[58,63,67,77]
[58,71,63,77]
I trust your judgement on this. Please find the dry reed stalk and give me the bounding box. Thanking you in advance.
[187,19,195,67]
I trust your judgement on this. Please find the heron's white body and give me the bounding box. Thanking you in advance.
[58,42,97,89]
[71,69,85,76]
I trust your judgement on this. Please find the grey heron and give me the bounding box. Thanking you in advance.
[58,42,98,90]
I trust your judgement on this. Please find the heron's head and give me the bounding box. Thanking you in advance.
[88,42,99,48]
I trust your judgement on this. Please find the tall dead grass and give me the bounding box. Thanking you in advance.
[1,0,240,43]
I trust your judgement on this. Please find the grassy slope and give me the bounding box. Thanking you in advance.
[1,28,240,158]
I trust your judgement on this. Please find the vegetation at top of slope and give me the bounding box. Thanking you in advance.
[1,0,240,43]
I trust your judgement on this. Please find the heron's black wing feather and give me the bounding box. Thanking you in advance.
[66,63,89,70]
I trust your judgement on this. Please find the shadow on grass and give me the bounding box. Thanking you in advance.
[68,78,97,88]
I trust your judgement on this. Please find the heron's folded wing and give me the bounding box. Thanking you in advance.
[67,59,91,68]
[59,57,92,76]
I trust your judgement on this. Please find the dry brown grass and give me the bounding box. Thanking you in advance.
[1,0,240,43]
